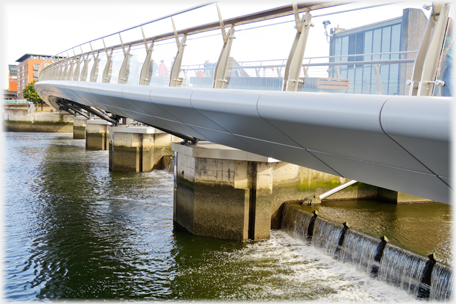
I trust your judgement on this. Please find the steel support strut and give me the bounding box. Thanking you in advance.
[284,4,313,91]
[170,17,187,87]
[118,33,132,84]
[56,99,119,125]
[213,4,236,89]
[139,27,155,85]
[408,2,451,96]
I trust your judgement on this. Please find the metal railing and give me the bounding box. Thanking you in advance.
[37,2,451,97]
[4,99,28,104]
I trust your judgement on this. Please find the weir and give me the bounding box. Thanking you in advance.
[281,203,452,301]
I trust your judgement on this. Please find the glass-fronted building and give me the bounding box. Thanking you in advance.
[329,8,427,95]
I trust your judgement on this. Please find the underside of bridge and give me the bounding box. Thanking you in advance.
[35,81,451,204]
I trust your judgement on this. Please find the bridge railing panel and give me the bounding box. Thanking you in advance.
[93,54,107,83]
[179,30,222,89]
[125,45,146,85]
[147,41,176,87]
[38,2,452,97]
[108,49,124,84]
[222,15,295,91]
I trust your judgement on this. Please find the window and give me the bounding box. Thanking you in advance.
[33,71,38,77]
[33,64,40,70]
[332,22,402,95]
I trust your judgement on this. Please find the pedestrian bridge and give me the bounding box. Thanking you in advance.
[35,2,452,204]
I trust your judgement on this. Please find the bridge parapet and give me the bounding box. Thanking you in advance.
[34,2,453,204]
[37,2,452,97]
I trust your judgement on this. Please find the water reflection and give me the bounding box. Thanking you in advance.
[3,133,439,301]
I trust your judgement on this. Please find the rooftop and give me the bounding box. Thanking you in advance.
[15,54,56,63]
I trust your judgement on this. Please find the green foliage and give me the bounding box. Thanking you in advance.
[22,80,45,107]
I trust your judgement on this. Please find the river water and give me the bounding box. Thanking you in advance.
[3,132,450,301]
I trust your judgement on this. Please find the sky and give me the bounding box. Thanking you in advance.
[0,0,434,89]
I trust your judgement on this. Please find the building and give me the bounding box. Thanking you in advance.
[15,54,52,98]
[4,65,18,100]
[8,64,17,92]
[329,8,428,95]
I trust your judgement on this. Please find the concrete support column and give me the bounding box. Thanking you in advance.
[86,119,110,150]
[172,142,434,242]
[73,116,87,139]
[108,126,176,172]
[173,142,278,241]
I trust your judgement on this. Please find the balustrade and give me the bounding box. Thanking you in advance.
[38,2,451,97]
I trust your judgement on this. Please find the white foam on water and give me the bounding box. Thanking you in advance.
[228,230,420,302]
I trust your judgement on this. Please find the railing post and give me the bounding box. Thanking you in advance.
[169,17,187,87]
[89,43,100,82]
[373,64,383,94]
[80,47,91,82]
[284,5,312,92]
[139,27,155,85]
[57,63,63,80]
[118,33,132,84]
[73,57,82,81]
[50,59,56,80]
[408,3,451,96]
[67,59,75,81]
[62,61,69,80]
[102,39,113,83]
[213,4,236,89]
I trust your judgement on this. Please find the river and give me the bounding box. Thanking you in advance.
[3,132,450,301]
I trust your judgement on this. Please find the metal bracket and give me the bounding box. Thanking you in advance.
[89,43,100,82]
[292,2,302,33]
[101,39,114,83]
[80,50,92,82]
[57,99,118,125]
[119,33,127,57]
[118,44,132,84]
[171,17,181,48]
[373,64,383,94]
[284,9,312,91]
[217,3,228,43]
[140,42,154,85]
[139,26,155,85]
[213,25,236,89]
[170,34,188,87]
[409,2,451,96]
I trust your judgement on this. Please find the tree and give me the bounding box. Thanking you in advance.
[23,80,45,111]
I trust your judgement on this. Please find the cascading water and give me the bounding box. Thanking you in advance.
[281,203,453,301]
[377,244,428,296]
[311,217,343,255]
[339,229,380,273]
[430,263,453,301]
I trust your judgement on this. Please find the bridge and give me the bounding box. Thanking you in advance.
[34,2,451,204]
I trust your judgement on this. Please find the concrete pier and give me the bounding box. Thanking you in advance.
[172,142,434,241]
[108,126,175,173]
[86,119,110,150]
[73,116,87,139]
[172,142,349,241]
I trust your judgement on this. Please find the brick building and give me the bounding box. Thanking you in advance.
[15,54,51,98]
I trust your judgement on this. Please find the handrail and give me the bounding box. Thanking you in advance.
[52,2,215,57]
[40,1,345,72]
[180,58,415,72]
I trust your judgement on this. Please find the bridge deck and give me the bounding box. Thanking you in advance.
[35,80,451,204]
